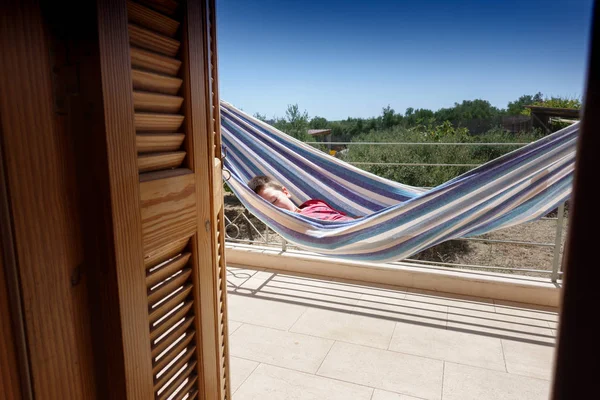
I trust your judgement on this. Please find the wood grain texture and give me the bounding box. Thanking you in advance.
[154,349,196,392]
[138,151,186,172]
[150,301,194,341]
[132,68,183,94]
[207,0,232,394]
[152,324,194,361]
[0,111,31,400]
[147,252,191,287]
[148,268,192,305]
[0,2,97,398]
[152,319,195,359]
[182,0,229,397]
[158,362,198,400]
[144,235,190,269]
[153,340,195,377]
[129,23,180,56]
[134,91,183,113]
[173,377,199,400]
[140,171,197,255]
[131,46,182,76]
[137,0,180,16]
[137,133,186,152]
[0,240,24,400]
[127,0,180,37]
[79,0,155,397]
[135,112,185,131]
[148,285,193,323]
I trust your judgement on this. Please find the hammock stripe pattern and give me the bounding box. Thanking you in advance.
[220,101,576,263]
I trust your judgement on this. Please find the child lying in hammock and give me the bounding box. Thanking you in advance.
[248,175,356,222]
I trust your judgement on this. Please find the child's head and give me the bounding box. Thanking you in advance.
[248,175,297,212]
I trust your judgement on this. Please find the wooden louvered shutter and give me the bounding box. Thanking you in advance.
[1,0,229,398]
[78,0,230,398]
[123,0,231,398]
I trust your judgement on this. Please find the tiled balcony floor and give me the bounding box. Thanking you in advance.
[226,266,558,400]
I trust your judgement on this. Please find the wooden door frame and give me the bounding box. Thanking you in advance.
[551,0,600,398]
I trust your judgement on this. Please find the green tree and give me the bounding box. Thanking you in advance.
[253,112,267,122]
[381,105,399,129]
[309,116,328,129]
[406,108,435,126]
[437,99,501,122]
[506,92,544,115]
[284,104,310,140]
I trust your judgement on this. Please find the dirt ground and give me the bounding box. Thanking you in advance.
[224,193,567,279]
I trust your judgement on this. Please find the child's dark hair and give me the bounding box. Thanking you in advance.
[248,175,283,194]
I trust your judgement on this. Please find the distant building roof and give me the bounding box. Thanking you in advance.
[307,129,331,136]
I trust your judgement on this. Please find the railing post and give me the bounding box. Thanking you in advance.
[551,202,566,282]
[281,239,287,252]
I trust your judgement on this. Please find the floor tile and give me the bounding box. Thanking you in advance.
[226,293,307,330]
[493,300,559,323]
[317,341,444,400]
[354,294,448,328]
[330,279,408,300]
[389,322,505,371]
[233,271,277,292]
[234,364,373,400]
[245,273,363,310]
[290,307,396,349]
[372,389,424,399]
[443,362,550,400]
[447,307,555,344]
[228,320,243,335]
[227,267,264,287]
[406,289,495,312]
[501,339,555,380]
[230,324,334,373]
[230,356,259,394]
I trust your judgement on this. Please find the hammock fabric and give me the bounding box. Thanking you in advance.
[220,101,577,263]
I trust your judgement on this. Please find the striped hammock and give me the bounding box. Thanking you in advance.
[220,101,577,263]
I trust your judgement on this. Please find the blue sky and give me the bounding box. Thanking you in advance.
[216,0,594,120]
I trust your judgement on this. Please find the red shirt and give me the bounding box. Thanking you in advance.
[298,199,354,222]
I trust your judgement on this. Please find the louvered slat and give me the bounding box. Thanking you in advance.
[157,361,197,399]
[137,0,179,16]
[152,317,195,359]
[152,324,195,360]
[129,24,180,56]
[135,113,184,131]
[131,47,182,76]
[154,346,195,391]
[137,133,185,153]
[147,252,191,287]
[144,236,190,269]
[148,268,192,305]
[158,367,197,400]
[153,339,195,376]
[150,300,193,341]
[174,375,198,400]
[138,151,186,172]
[128,1,180,37]
[181,388,198,400]
[132,69,182,95]
[149,286,192,324]
[134,91,183,113]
